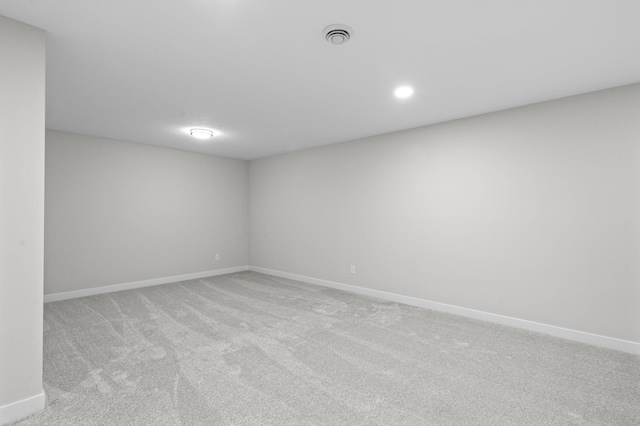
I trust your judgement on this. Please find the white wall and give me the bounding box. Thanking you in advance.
[250,83,640,344]
[0,16,46,424]
[45,131,249,295]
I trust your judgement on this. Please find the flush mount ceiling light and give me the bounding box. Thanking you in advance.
[189,128,220,139]
[323,24,352,45]
[394,86,414,99]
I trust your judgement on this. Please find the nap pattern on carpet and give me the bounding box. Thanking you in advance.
[11,271,640,425]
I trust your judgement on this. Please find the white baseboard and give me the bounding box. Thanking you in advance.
[248,266,640,355]
[0,390,45,425]
[44,266,249,303]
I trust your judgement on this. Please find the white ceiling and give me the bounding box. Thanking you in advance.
[1,0,639,160]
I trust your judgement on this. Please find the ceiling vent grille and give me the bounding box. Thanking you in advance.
[323,24,352,45]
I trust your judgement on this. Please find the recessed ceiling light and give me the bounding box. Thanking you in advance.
[189,128,220,139]
[394,86,414,99]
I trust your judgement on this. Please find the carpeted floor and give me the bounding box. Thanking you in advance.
[11,271,640,425]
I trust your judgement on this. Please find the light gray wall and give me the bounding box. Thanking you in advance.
[250,83,640,343]
[45,131,249,295]
[0,15,45,417]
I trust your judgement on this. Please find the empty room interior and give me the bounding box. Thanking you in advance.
[1,1,639,425]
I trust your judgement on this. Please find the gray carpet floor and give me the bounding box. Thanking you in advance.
[11,271,640,425]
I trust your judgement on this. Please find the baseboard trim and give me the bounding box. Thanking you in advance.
[248,266,640,355]
[0,390,45,425]
[44,266,249,303]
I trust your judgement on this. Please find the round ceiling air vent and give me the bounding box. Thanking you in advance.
[323,24,352,45]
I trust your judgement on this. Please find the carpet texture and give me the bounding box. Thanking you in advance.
[11,271,640,425]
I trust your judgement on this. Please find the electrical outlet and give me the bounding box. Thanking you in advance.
[350,265,355,274]
[215,254,220,261]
